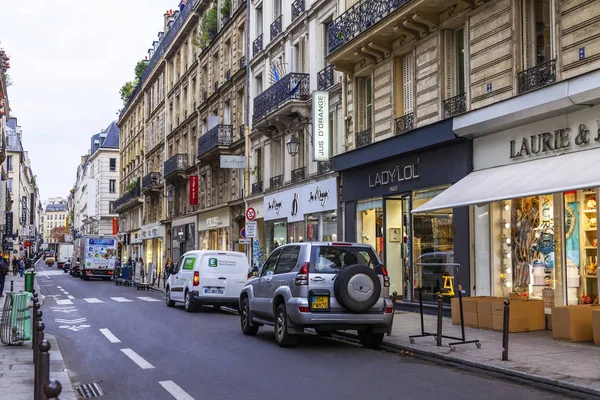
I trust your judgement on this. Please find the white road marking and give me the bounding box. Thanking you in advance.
[55,318,87,324]
[111,297,132,303]
[63,291,70,295]
[99,328,121,343]
[51,308,78,314]
[57,286,62,289]
[137,296,160,302]
[56,299,73,305]
[121,349,154,369]
[84,298,103,303]
[59,325,90,332]
[67,295,75,300]
[159,381,195,400]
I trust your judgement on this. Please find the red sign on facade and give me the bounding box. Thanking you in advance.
[189,175,199,205]
[112,218,119,236]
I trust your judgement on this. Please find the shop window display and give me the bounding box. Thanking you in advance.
[356,199,384,259]
[265,221,287,255]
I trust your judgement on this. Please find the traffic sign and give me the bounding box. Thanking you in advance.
[246,207,256,221]
[239,239,251,244]
[246,221,257,238]
[24,241,31,247]
[240,228,246,238]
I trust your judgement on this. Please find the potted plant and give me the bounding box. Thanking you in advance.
[220,0,231,24]
[201,7,218,45]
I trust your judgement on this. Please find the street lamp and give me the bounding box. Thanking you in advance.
[286,134,300,156]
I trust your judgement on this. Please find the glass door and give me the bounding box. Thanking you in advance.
[384,196,410,300]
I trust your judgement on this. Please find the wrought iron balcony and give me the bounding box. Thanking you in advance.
[517,59,556,94]
[443,93,467,118]
[317,160,333,175]
[239,55,246,69]
[292,0,305,21]
[291,167,306,183]
[252,73,310,123]
[395,113,414,135]
[214,81,219,92]
[163,153,189,179]
[253,34,263,57]
[317,64,334,91]
[327,0,414,55]
[198,124,233,157]
[252,181,263,195]
[203,91,207,101]
[226,69,231,81]
[271,15,283,41]
[356,128,372,148]
[270,174,283,189]
[114,184,141,212]
[239,124,245,139]
[142,172,162,193]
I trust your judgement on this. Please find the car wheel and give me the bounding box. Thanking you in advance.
[274,304,297,347]
[184,291,196,313]
[357,329,384,349]
[166,288,175,307]
[240,297,259,336]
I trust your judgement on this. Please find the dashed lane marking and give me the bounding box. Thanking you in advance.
[121,349,154,369]
[110,297,133,303]
[56,299,73,305]
[84,298,103,303]
[159,381,195,400]
[99,328,121,343]
[67,295,75,300]
[137,297,161,302]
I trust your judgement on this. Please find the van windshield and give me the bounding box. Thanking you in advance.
[311,246,380,274]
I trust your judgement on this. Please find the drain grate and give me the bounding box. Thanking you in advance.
[75,382,104,398]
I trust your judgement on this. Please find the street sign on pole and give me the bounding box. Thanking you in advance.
[246,221,257,238]
[239,239,251,245]
[245,207,256,221]
[240,228,246,238]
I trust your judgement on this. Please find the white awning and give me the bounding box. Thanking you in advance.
[413,149,600,213]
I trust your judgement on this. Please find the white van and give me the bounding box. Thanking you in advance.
[165,250,250,312]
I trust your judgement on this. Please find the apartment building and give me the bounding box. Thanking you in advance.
[71,156,91,238]
[43,200,68,244]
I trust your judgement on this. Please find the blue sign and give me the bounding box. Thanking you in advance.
[579,47,585,60]
[88,238,116,246]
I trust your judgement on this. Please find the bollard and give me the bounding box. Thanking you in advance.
[38,339,51,400]
[43,379,62,400]
[10,280,13,292]
[502,299,510,361]
[32,300,40,363]
[436,295,443,347]
[34,321,45,400]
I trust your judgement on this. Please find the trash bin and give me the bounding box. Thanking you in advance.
[0,292,32,345]
[122,265,131,281]
[24,269,36,293]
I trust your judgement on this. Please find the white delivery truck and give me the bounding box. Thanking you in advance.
[57,243,74,269]
[78,236,118,281]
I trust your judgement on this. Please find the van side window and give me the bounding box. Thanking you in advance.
[274,246,300,274]
[261,248,281,276]
[172,257,185,274]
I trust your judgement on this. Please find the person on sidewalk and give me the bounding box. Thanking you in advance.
[138,258,145,283]
[18,257,25,277]
[0,257,8,296]
[11,256,18,276]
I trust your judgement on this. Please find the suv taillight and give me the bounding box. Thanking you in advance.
[193,271,200,286]
[295,262,309,285]
[381,264,390,287]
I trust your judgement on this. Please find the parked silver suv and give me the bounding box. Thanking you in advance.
[239,242,393,348]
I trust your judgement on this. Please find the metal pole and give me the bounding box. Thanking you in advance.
[436,294,443,347]
[10,280,13,292]
[502,299,510,361]
[38,339,51,400]
[458,284,465,341]
[418,287,425,334]
[43,379,62,400]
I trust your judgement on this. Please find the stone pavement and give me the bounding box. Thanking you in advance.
[0,267,77,400]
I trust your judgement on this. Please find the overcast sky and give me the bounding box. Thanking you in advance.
[0,0,171,201]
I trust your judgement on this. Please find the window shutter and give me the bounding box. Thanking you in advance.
[444,30,453,98]
[356,77,366,130]
[523,0,533,69]
[403,53,414,114]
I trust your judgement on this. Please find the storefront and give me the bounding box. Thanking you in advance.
[129,230,143,262]
[417,105,600,311]
[263,177,339,256]
[140,222,165,284]
[170,216,196,262]
[198,206,231,251]
[334,120,472,304]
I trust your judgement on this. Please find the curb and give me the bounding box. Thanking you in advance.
[335,331,600,399]
[45,333,78,400]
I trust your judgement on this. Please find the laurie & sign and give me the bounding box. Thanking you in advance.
[509,124,600,159]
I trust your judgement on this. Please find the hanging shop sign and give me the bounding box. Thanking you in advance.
[112,218,119,235]
[5,212,13,236]
[198,207,230,231]
[312,91,330,162]
[189,175,198,206]
[21,196,27,225]
[220,155,247,169]
[264,177,338,222]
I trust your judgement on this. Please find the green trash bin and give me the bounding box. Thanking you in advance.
[24,269,35,293]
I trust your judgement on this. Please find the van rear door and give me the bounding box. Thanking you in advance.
[199,253,228,297]
[224,253,250,298]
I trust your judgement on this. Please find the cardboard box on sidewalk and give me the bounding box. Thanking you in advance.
[593,309,600,346]
[552,305,594,342]
[476,297,500,330]
[452,296,496,328]
[492,299,545,333]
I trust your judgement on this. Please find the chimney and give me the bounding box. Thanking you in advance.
[164,10,171,32]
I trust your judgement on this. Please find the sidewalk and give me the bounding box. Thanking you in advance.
[348,311,600,398]
[0,270,77,400]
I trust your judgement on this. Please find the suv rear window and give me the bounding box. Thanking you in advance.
[311,246,380,274]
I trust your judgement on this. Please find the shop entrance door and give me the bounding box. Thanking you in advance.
[384,196,411,300]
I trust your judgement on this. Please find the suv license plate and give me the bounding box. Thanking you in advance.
[311,295,329,310]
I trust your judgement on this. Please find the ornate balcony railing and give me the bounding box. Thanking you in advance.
[226,69,231,81]
[252,73,310,123]
[291,167,306,183]
[253,34,263,57]
[239,55,246,69]
[271,15,283,41]
[292,0,305,21]
[239,124,245,139]
[198,124,233,156]
[317,160,333,175]
[443,93,467,118]
[203,91,207,101]
[317,64,334,91]
[252,181,263,195]
[395,113,414,135]
[327,0,414,55]
[214,81,219,92]
[114,183,141,211]
[164,153,189,178]
[270,174,283,189]
[517,59,556,94]
[142,172,162,192]
[356,128,372,148]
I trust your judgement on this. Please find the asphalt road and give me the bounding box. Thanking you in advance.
[36,262,573,400]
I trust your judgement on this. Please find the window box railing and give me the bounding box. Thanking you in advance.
[114,183,141,210]
[443,93,467,118]
[226,69,231,81]
[317,64,334,91]
[252,73,310,123]
[252,181,263,194]
[395,112,414,135]
[203,91,207,101]
[239,55,246,69]
[198,124,233,156]
[239,124,245,139]
[292,0,305,21]
[517,59,556,94]
[270,174,283,189]
[164,153,189,178]
[270,15,283,41]
[253,34,263,57]
[291,167,306,183]
[317,160,333,175]
[142,172,162,191]
[355,128,372,148]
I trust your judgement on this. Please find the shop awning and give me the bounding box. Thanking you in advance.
[413,149,600,213]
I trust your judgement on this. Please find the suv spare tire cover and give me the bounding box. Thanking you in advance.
[334,264,381,312]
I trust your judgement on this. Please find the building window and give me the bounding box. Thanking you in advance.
[524,0,552,67]
[110,158,116,171]
[109,201,114,214]
[443,27,466,98]
[109,180,116,193]
[7,178,12,192]
[365,76,373,130]
[6,155,12,172]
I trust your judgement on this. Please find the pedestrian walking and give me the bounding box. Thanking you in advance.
[11,256,18,276]
[0,257,8,296]
[138,257,145,282]
[18,257,25,277]
[165,258,173,276]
